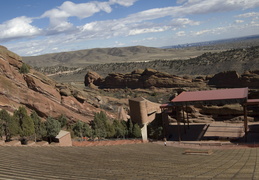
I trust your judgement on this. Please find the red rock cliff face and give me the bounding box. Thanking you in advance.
[0,46,98,122]
[85,68,206,89]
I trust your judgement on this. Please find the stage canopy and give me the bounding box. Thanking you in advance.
[171,88,248,106]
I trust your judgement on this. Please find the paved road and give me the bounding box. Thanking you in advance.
[0,143,258,179]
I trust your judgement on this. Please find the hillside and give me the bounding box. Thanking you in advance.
[0,46,117,123]
[23,46,221,67]
[46,46,259,83]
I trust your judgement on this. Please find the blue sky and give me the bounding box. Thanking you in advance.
[0,0,259,56]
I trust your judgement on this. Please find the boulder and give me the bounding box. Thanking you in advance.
[208,71,241,88]
[208,70,259,89]
[84,71,103,87]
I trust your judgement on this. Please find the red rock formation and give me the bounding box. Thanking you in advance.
[0,46,100,122]
[208,70,259,89]
[84,71,103,87]
[85,68,205,89]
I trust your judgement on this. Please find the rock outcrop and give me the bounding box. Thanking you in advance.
[0,46,102,122]
[208,70,259,89]
[85,68,206,89]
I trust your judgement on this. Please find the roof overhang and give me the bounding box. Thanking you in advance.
[171,88,248,106]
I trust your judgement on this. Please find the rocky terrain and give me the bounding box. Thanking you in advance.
[85,68,206,89]
[2,43,259,127]
[43,46,259,83]
[0,46,119,123]
[83,67,259,122]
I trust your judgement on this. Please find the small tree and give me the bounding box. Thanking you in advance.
[19,63,30,74]
[147,114,163,140]
[57,114,67,129]
[73,120,84,140]
[45,117,61,143]
[113,120,125,138]
[127,119,133,138]
[106,122,115,138]
[121,120,128,138]
[132,123,142,138]
[82,122,92,138]
[31,111,46,141]
[0,109,12,140]
[92,111,108,139]
[13,107,34,143]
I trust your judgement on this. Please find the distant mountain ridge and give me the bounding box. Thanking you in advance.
[22,45,220,67]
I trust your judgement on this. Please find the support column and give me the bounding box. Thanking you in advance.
[141,123,148,142]
[185,105,190,129]
[176,106,181,141]
[243,104,248,142]
[182,106,186,134]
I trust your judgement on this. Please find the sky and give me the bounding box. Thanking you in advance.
[0,0,259,56]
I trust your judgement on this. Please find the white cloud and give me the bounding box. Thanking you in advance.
[41,1,112,33]
[235,20,244,23]
[171,18,200,27]
[41,0,139,34]
[3,0,259,56]
[194,29,212,36]
[114,41,125,46]
[236,12,259,18]
[176,31,186,37]
[132,37,157,43]
[178,0,259,16]
[129,27,169,35]
[59,1,112,19]
[109,0,138,7]
[0,16,41,42]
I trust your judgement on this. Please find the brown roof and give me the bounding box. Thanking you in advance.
[171,88,248,106]
[246,99,259,105]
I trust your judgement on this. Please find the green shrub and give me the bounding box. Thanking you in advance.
[132,124,142,138]
[45,117,61,143]
[19,63,30,74]
[13,107,35,137]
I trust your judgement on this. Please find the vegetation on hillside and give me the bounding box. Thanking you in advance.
[19,63,30,74]
[0,108,142,144]
[35,46,259,84]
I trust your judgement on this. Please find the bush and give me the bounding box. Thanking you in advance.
[45,117,61,143]
[57,114,68,128]
[132,124,142,138]
[31,111,46,141]
[19,63,30,74]
[91,111,109,139]
[147,114,163,140]
[13,107,35,140]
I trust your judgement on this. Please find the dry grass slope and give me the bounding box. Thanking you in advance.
[22,46,221,67]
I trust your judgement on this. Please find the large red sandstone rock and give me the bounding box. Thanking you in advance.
[86,68,203,89]
[84,71,103,87]
[208,70,259,89]
[0,46,103,123]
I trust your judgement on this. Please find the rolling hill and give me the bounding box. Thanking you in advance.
[22,46,220,67]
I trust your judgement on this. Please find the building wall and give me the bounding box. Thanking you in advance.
[58,133,72,146]
[129,97,161,125]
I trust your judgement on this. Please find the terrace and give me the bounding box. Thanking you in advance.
[0,144,258,179]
